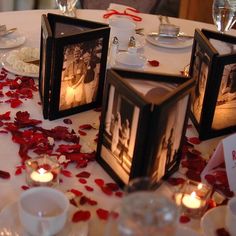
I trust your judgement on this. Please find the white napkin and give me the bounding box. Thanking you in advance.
[108,3,136,11]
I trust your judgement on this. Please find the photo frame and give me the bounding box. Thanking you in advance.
[39,13,110,120]
[96,69,195,187]
[189,29,236,140]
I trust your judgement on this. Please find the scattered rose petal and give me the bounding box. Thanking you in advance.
[179,215,190,223]
[0,170,10,179]
[148,60,160,67]
[167,177,186,186]
[101,186,113,196]
[216,228,230,236]
[21,185,29,190]
[63,118,72,124]
[105,182,119,192]
[79,178,87,184]
[96,208,109,220]
[95,178,104,187]
[15,168,22,175]
[85,185,94,192]
[70,189,83,197]
[76,171,91,178]
[78,130,87,136]
[72,210,91,222]
[61,169,73,177]
[115,191,124,198]
[79,124,93,130]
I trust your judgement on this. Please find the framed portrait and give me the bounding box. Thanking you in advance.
[96,69,194,187]
[39,13,110,120]
[189,29,236,140]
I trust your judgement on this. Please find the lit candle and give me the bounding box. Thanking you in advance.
[30,168,53,183]
[182,191,202,209]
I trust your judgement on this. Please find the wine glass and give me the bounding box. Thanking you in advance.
[212,0,236,33]
[56,0,78,17]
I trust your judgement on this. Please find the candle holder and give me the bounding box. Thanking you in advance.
[177,180,212,219]
[25,155,61,187]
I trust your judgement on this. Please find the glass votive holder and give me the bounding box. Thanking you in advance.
[176,179,212,219]
[25,155,61,187]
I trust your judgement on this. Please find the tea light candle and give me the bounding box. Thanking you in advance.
[30,168,53,183]
[182,191,201,209]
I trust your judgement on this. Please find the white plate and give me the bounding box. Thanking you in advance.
[0,52,39,78]
[146,34,193,49]
[201,205,231,236]
[0,32,26,49]
[175,225,201,236]
[0,201,89,236]
[115,51,146,67]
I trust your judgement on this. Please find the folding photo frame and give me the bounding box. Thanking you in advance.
[96,69,195,187]
[39,13,110,120]
[189,29,236,140]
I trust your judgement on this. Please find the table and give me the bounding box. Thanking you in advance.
[0,8,235,236]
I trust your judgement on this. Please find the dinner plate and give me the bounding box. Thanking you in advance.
[0,201,89,236]
[0,32,26,49]
[146,34,193,49]
[115,51,146,67]
[201,205,231,236]
[0,52,39,78]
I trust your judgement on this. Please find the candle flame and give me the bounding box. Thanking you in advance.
[198,183,203,189]
[38,168,46,175]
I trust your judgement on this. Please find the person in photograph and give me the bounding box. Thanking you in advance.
[111,112,121,154]
[63,45,87,108]
[119,119,130,164]
[165,127,174,169]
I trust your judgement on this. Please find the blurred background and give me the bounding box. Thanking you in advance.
[0,0,214,24]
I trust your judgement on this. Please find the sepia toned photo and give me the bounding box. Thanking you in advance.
[212,63,236,130]
[101,85,140,184]
[151,94,189,183]
[59,38,103,111]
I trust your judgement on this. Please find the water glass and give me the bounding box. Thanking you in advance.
[56,0,78,17]
[104,192,178,236]
[212,0,236,33]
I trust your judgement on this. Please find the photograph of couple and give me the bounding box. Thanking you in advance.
[59,38,103,111]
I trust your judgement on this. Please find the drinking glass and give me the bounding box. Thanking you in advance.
[56,0,78,17]
[212,0,236,33]
[104,192,179,236]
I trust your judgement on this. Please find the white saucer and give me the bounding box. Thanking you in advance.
[146,34,193,49]
[1,52,39,78]
[115,51,146,67]
[0,32,26,49]
[0,201,89,236]
[201,205,232,236]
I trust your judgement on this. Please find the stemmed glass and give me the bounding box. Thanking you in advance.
[56,0,78,17]
[212,0,236,33]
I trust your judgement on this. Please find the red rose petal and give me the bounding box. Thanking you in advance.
[76,171,91,178]
[70,189,83,197]
[85,185,94,192]
[15,168,22,175]
[185,170,201,182]
[21,185,29,190]
[79,178,87,184]
[179,215,190,223]
[61,169,73,177]
[72,210,91,222]
[95,178,104,187]
[101,186,113,196]
[167,177,186,186]
[115,191,124,198]
[96,208,109,220]
[79,124,93,130]
[78,130,87,136]
[63,118,72,124]
[0,170,10,179]
[105,182,119,192]
[148,60,160,67]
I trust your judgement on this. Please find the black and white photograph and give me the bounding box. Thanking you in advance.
[59,38,103,111]
[212,63,236,129]
[101,85,140,184]
[192,52,210,123]
[151,94,189,183]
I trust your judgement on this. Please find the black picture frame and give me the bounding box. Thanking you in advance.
[189,28,236,140]
[96,69,195,188]
[39,13,110,120]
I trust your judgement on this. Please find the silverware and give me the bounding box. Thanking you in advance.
[0,27,17,37]
[148,32,194,39]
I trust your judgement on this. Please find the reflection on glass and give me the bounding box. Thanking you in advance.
[56,0,78,17]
